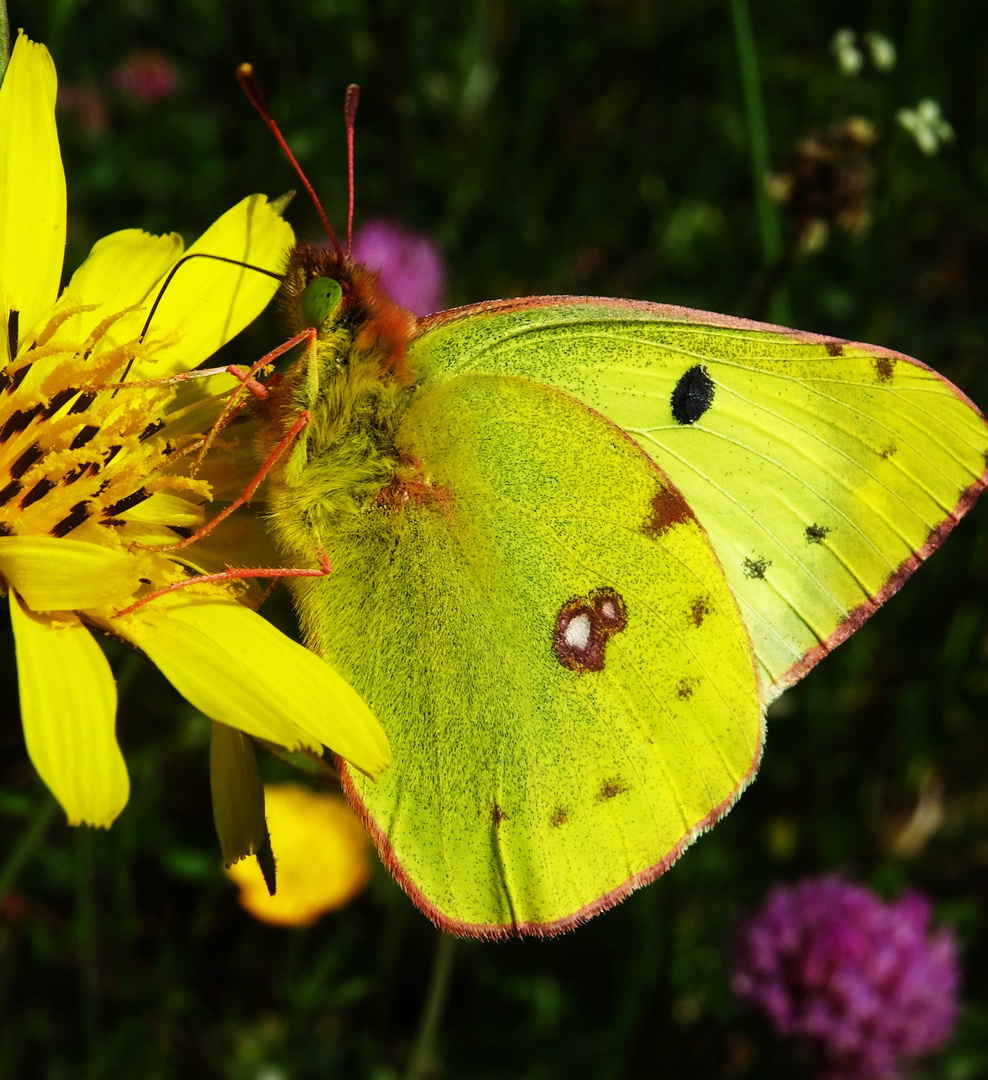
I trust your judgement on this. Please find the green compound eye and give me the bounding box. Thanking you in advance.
[300,278,343,329]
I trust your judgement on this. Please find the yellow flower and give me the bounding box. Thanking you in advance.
[0,34,390,831]
[225,784,372,926]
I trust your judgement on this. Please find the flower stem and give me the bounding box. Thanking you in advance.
[404,931,456,1080]
[729,0,791,324]
[76,827,106,1080]
[0,793,57,905]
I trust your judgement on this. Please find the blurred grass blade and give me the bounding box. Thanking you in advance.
[729,0,791,323]
[405,932,456,1080]
[0,793,57,905]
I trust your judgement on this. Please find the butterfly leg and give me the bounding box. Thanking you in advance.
[140,405,314,556]
[191,328,316,470]
[113,549,333,617]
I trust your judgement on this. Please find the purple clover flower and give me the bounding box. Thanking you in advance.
[352,217,446,317]
[732,876,960,1080]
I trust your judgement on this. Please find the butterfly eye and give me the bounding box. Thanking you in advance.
[300,277,344,329]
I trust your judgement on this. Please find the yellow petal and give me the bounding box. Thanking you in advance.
[134,194,294,377]
[9,592,129,827]
[0,535,140,610]
[118,492,201,528]
[225,783,371,927]
[119,593,390,777]
[210,720,268,867]
[52,228,184,344]
[0,33,66,350]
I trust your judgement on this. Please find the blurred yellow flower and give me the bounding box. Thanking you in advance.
[0,33,389,831]
[226,784,372,926]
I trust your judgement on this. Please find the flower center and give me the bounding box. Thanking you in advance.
[0,305,211,547]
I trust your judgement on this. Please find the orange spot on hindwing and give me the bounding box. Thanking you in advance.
[553,587,627,672]
[644,483,695,538]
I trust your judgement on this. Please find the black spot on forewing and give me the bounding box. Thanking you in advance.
[805,524,830,544]
[677,679,695,699]
[554,587,628,672]
[671,365,715,425]
[742,556,770,580]
[550,807,568,828]
[874,356,895,384]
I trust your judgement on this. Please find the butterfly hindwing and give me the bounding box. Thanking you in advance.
[302,372,761,936]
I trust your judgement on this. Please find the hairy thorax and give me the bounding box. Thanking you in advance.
[257,244,420,561]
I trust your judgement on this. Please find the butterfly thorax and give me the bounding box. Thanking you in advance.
[259,243,422,559]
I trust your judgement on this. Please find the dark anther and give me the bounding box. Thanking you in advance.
[40,387,79,419]
[10,443,44,480]
[20,477,56,509]
[51,500,91,538]
[0,404,43,442]
[8,365,30,393]
[139,419,166,442]
[68,390,97,415]
[103,488,151,517]
[69,425,100,451]
[6,310,19,362]
[0,480,22,507]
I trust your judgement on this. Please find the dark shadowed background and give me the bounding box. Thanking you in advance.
[2,1,988,1077]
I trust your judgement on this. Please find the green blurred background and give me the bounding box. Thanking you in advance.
[2,0,988,1076]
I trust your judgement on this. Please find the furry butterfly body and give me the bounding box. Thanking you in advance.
[258,243,988,938]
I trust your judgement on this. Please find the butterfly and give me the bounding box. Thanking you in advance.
[241,72,988,939]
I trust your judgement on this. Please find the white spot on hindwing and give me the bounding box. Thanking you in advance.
[563,612,592,651]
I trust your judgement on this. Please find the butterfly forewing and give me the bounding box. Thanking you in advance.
[410,299,988,697]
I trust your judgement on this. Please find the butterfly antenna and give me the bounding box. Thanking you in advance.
[344,84,360,255]
[237,62,344,259]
